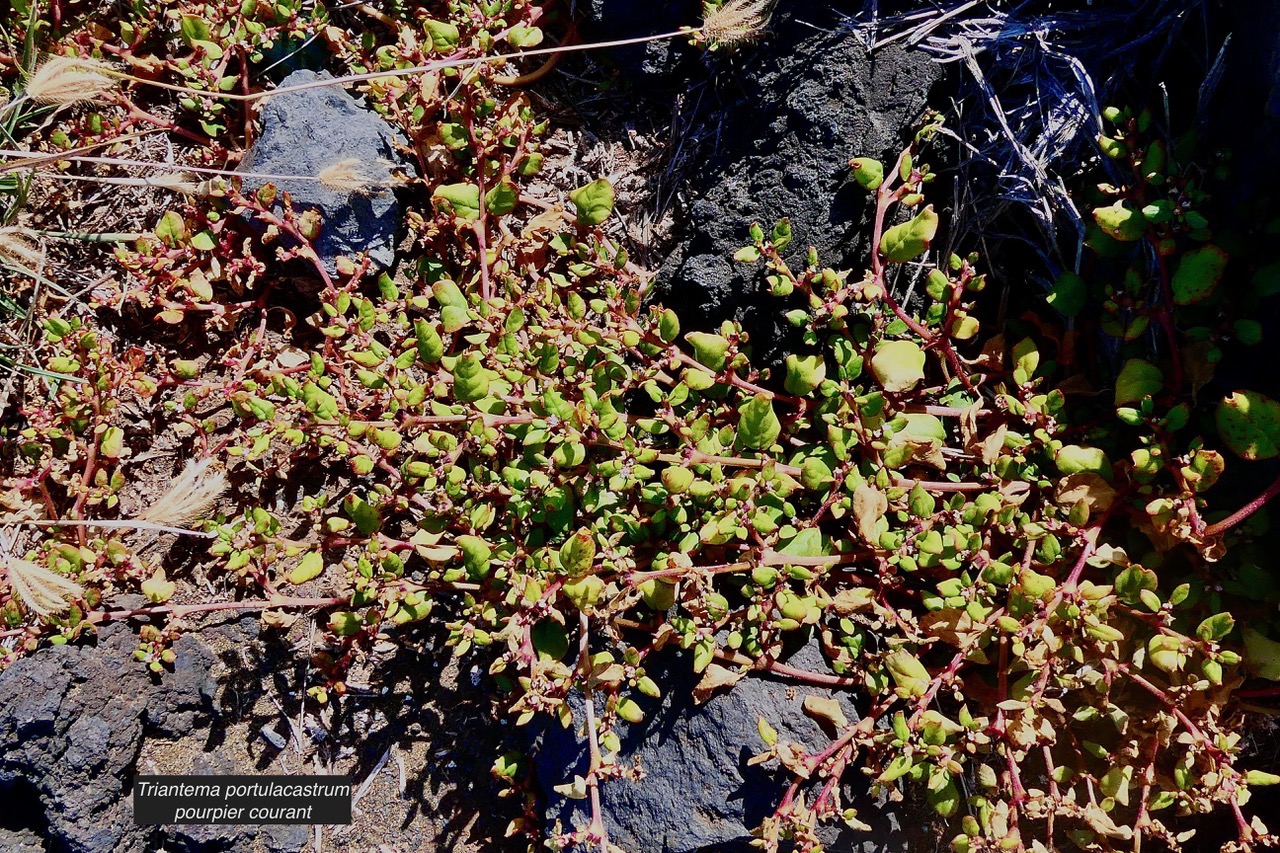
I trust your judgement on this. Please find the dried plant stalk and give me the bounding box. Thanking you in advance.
[26,56,115,106]
[5,557,84,617]
[137,459,228,528]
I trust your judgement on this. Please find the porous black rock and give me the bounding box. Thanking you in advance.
[584,0,701,83]
[0,828,46,853]
[0,622,216,853]
[655,10,943,366]
[533,641,908,853]
[239,69,408,274]
[0,618,307,853]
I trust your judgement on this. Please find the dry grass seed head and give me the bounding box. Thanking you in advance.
[0,226,44,270]
[701,0,775,47]
[5,557,84,617]
[318,158,381,195]
[26,56,115,106]
[137,458,228,528]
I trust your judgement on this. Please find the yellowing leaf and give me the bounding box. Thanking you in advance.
[884,649,930,696]
[1092,201,1146,242]
[802,695,849,730]
[141,569,176,603]
[871,340,926,393]
[287,551,325,585]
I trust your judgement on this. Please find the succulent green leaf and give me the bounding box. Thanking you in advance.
[507,26,543,47]
[778,528,827,558]
[686,332,729,371]
[452,353,490,403]
[658,309,680,343]
[415,320,445,363]
[1114,565,1158,606]
[99,426,125,459]
[879,205,939,263]
[1047,271,1087,316]
[1114,359,1163,406]
[1092,201,1147,242]
[485,180,519,216]
[1244,628,1280,680]
[458,535,493,580]
[1172,245,1228,306]
[302,382,340,420]
[433,279,467,309]
[569,179,615,226]
[155,210,188,247]
[1217,390,1280,460]
[1196,612,1235,642]
[344,495,382,535]
[563,575,604,611]
[190,230,216,252]
[532,620,569,660]
[425,19,460,52]
[850,157,884,190]
[1252,262,1280,297]
[287,551,325,585]
[1248,770,1280,787]
[784,354,826,396]
[737,395,780,450]
[432,183,481,221]
[1055,445,1113,479]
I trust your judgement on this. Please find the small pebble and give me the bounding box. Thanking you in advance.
[260,724,287,750]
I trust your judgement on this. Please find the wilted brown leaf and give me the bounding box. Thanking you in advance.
[852,484,887,543]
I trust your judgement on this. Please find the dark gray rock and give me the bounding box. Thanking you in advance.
[240,69,408,275]
[0,828,46,853]
[0,618,308,853]
[0,622,216,853]
[585,0,701,82]
[655,11,942,366]
[534,641,907,853]
[1216,0,1280,169]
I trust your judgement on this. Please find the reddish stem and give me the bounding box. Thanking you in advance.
[1204,469,1280,537]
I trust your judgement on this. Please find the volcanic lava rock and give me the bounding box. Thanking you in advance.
[0,617,310,853]
[584,0,701,82]
[655,8,942,366]
[534,641,908,853]
[0,622,216,853]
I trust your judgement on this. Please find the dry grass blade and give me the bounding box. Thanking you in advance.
[701,0,776,46]
[5,557,84,617]
[26,56,115,106]
[137,458,228,528]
